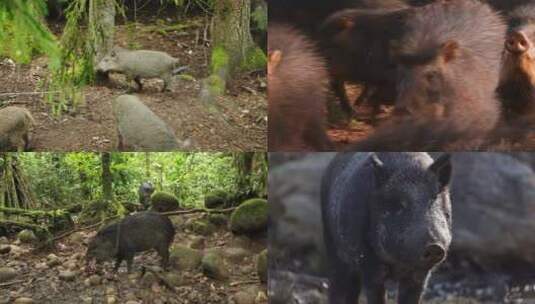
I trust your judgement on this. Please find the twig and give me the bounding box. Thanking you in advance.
[0,91,61,97]
[230,279,260,287]
[161,207,236,216]
[0,279,26,287]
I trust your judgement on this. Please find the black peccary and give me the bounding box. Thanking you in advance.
[138,182,155,210]
[86,212,175,272]
[321,152,452,304]
[268,24,333,151]
[497,4,535,133]
[319,6,411,114]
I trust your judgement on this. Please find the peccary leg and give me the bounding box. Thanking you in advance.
[125,255,134,273]
[398,275,428,304]
[162,73,171,92]
[113,256,123,272]
[362,256,387,304]
[134,76,143,91]
[327,264,360,303]
[156,244,170,270]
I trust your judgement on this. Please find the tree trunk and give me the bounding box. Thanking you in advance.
[93,0,116,65]
[145,152,151,180]
[200,0,265,104]
[101,152,113,201]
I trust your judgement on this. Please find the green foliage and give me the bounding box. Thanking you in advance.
[0,0,60,65]
[15,153,264,212]
[241,46,266,72]
[229,198,268,234]
[251,2,267,31]
[45,0,124,115]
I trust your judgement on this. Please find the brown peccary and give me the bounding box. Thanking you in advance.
[319,5,412,114]
[113,95,181,151]
[322,152,452,304]
[86,211,175,272]
[355,0,506,151]
[0,107,35,151]
[268,24,333,151]
[96,47,186,92]
[497,4,535,133]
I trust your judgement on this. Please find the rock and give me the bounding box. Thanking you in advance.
[190,219,216,236]
[34,262,48,270]
[0,237,8,244]
[0,245,11,254]
[17,229,37,243]
[223,247,250,264]
[255,291,268,303]
[257,249,268,283]
[232,291,256,304]
[151,191,180,212]
[88,274,101,285]
[46,254,61,267]
[125,301,140,304]
[269,154,335,276]
[64,261,77,270]
[125,292,138,301]
[164,272,182,286]
[230,198,268,234]
[202,250,229,281]
[106,286,117,295]
[204,190,229,209]
[81,297,93,304]
[448,153,535,269]
[208,213,228,226]
[106,296,117,304]
[58,270,76,281]
[189,236,205,249]
[69,232,84,243]
[14,298,34,304]
[169,245,203,270]
[0,267,17,283]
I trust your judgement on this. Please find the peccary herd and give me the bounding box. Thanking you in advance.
[0,46,190,151]
[268,0,535,151]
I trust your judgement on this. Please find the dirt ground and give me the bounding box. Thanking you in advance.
[0,15,266,152]
[0,212,267,304]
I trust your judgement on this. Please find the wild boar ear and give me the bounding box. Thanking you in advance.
[440,40,459,63]
[370,153,388,184]
[268,50,283,76]
[429,153,452,191]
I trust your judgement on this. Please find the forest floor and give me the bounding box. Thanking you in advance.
[270,261,533,304]
[0,212,267,304]
[0,14,266,151]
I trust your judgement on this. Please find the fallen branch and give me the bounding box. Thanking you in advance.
[230,279,260,287]
[162,207,236,216]
[0,91,61,97]
[0,279,26,287]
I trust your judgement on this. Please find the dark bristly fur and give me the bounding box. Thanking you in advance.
[268,24,332,151]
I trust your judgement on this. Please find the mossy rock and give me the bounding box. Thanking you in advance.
[230,198,268,234]
[208,213,228,226]
[190,219,217,236]
[151,191,180,212]
[201,249,229,281]
[17,229,37,244]
[169,245,203,271]
[204,190,228,209]
[257,249,268,283]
